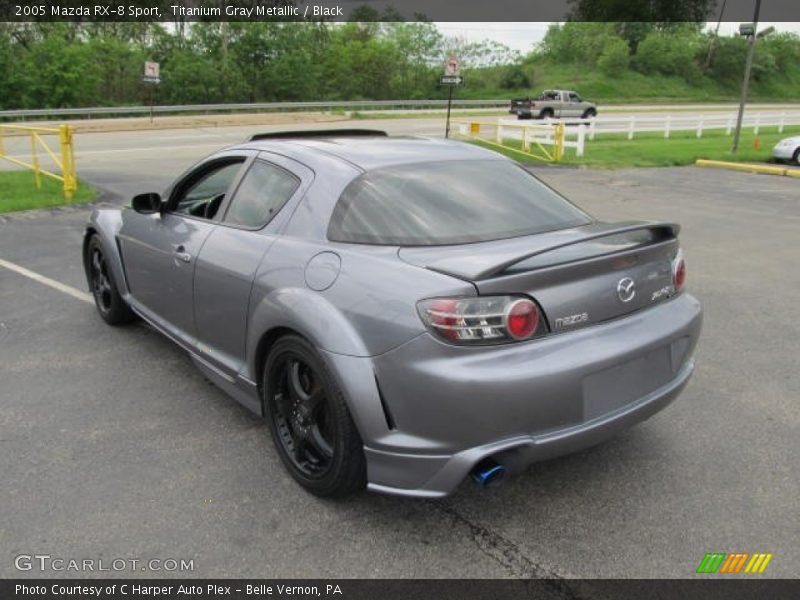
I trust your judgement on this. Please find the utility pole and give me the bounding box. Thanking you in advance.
[731,0,761,154]
[704,0,727,71]
[445,84,453,138]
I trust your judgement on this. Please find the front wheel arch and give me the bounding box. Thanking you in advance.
[82,227,98,284]
[86,233,136,325]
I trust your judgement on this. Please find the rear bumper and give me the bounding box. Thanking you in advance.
[350,293,702,498]
[367,358,693,498]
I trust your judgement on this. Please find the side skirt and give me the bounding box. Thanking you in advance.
[128,300,263,417]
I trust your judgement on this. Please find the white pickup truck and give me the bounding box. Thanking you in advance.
[510,90,598,120]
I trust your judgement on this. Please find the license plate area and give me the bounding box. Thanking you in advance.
[582,347,672,421]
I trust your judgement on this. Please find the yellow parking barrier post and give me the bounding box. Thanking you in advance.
[59,125,77,201]
[0,124,79,202]
[30,132,42,190]
[554,122,565,162]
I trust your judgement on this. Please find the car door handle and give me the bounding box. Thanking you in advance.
[172,245,192,263]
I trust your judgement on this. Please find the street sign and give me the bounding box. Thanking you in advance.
[143,61,160,84]
[444,56,460,77]
[442,56,462,139]
[440,75,464,86]
[440,75,464,85]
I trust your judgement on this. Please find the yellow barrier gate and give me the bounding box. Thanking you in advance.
[0,124,78,201]
[456,120,566,163]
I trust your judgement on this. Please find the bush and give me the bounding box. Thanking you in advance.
[597,38,630,76]
[500,65,531,89]
[706,36,748,84]
[634,31,700,79]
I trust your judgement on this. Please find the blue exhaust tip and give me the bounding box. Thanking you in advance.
[471,461,507,488]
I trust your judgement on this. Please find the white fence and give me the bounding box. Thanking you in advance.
[502,111,800,143]
[493,120,587,157]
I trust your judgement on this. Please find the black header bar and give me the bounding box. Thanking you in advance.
[2,0,799,22]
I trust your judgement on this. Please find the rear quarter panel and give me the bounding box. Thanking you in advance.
[245,238,476,372]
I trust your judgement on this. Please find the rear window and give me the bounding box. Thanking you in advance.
[327,160,591,246]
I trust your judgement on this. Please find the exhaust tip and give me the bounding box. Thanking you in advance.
[471,459,507,488]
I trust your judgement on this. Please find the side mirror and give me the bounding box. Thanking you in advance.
[132,193,162,214]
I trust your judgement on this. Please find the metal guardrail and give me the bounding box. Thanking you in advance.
[0,99,510,120]
[0,124,78,200]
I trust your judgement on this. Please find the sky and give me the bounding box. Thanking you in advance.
[435,22,800,53]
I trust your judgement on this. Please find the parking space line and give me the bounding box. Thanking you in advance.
[0,257,93,304]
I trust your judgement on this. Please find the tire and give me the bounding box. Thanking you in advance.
[540,108,554,120]
[86,235,136,325]
[582,108,597,119]
[263,335,367,497]
[793,148,800,166]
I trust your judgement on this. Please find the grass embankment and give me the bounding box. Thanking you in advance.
[458,62,800,104]
[0,171,95,213]
[469,126,800,169]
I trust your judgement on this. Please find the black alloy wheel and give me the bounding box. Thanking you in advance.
[87,235,135,325]
[272,354,335,476]
[90,245,113,316]
[264,335,366,496]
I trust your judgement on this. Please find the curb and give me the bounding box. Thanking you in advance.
[0,187,119,223]
[695,159,800,178]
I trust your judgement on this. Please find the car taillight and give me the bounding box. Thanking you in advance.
[417,296,546,345]
[672,250,686,291]
[506,298,539,339]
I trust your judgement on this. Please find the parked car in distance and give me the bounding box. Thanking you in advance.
[772,135,800,165]
[84,130,701,499]
[511,90,597,120]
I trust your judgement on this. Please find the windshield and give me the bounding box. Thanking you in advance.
[327,160,591,246]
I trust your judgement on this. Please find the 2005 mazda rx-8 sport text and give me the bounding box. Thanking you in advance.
[83,130,702,497]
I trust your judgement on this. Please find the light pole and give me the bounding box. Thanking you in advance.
[731,0,762,153]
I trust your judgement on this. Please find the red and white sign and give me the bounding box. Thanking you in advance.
[444,56,460,77]
[144,61,160,80]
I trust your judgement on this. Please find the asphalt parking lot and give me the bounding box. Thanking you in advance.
[1,124,798,581]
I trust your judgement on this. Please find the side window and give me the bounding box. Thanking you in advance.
[569,93,582,103]
[224,161,299,229]
[172,161,244,220]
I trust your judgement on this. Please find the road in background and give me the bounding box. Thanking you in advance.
[0,120,798,580]
[1,108,797,200]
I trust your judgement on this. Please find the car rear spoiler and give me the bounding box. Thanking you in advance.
[472,222,680,280]
[247,129,388,142]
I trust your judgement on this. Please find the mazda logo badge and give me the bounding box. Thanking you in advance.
[617,277,636,303]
